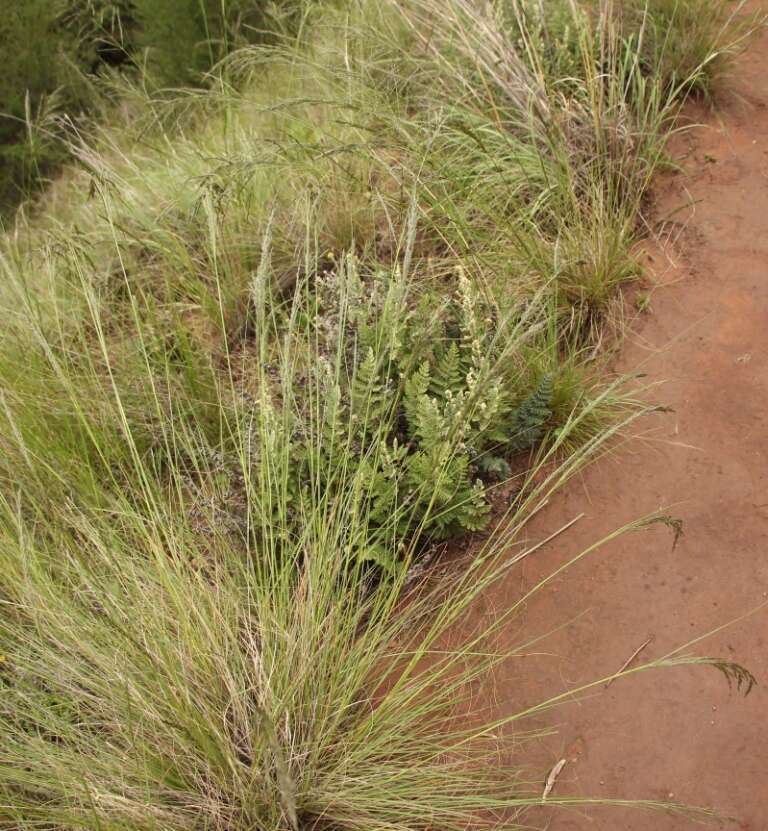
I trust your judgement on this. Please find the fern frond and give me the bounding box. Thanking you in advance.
[350,346,386,427]
[410,394,444,447]
[509,373,553,452]
[430,340,463,399]
[403,361,431,432]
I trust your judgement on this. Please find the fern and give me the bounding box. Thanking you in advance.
[246,263,560,566]
[451,478,491,533]
[430,340,463,399]
[350,346,389,431]
[477,454,511,479]
[404,447,491,538]
[410,395,445,447]
[508,374,553,452]
[403,361,431,433]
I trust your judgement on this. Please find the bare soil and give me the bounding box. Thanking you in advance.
[486,11,768,829]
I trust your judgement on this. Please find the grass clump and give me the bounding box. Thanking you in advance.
[0,259,728,829]
[616,0,761,96]
[0,0,760,827]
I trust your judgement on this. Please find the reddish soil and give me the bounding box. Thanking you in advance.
[488,11,768,829]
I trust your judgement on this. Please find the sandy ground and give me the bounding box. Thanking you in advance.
[486,8,768,829]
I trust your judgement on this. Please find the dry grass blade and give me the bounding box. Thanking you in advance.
[604,636,655,689]
[542,759,567,800]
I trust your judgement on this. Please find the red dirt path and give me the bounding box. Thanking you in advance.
[489,10,768,829]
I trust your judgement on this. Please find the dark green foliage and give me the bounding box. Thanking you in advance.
[270,264,557,562]
[0,0,299,213]
[477,454,512,480]
[430,340,462,398]
[0,2,79,209]
[508,374,553,453]
[128,0,290,86]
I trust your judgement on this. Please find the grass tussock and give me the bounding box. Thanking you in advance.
[615,0,760,96]
[0,0,760,828]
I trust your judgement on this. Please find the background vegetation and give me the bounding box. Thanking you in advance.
[0,0,300,210]
[0,0,758,828]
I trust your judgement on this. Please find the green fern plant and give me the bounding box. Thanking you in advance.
[350,346,390,433]
[429,339,463,399]
[508,373,554,453]
[242,256,559,564]
[341,269,556,544]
